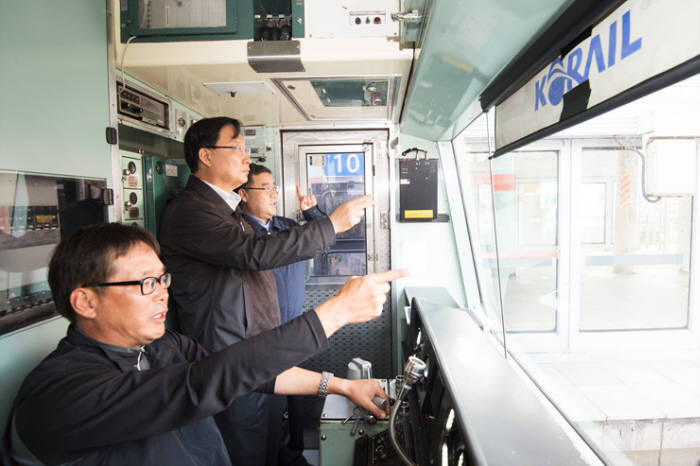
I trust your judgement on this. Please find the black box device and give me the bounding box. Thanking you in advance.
[399,158,438,221]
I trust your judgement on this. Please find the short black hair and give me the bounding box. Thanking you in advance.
[184,117,241,173]
[242,163,272,188]
[48,223,160,324]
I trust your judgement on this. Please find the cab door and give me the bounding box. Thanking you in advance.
[280,130,392,377]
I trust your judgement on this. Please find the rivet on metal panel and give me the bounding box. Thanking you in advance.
[321,434,327,441]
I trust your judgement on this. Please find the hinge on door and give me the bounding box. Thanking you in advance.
[380,212,389,230]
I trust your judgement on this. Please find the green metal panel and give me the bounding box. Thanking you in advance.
[291,0,305,38]
[142,156,190,237]
[120,0,304,42]
[121,0,254,42]
[0,2,111,179]
[400,0,575,141]
[319,421,389,466]
[0,0,110,440]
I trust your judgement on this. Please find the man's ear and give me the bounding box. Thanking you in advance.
[198,147,212,169]
[70,287,98,320]
[239,188,249,204]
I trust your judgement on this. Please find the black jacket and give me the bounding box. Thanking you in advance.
[4,312,329,465]
[159,176,336,350]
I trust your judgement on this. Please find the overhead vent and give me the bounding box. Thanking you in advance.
[272,76,400,121]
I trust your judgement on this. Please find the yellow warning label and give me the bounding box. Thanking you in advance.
[404,210,434,219]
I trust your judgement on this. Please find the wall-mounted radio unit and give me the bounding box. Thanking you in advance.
[117,80,171,134]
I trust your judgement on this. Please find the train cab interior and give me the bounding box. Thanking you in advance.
[1,0,699,464]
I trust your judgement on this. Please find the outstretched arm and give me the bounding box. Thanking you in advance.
[314,269,407,337]
[274,367,389,419]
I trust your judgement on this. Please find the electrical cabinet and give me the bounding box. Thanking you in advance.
[120,0,304,42]
[120,152,145,228]
[142,156,190,237]
[399,159,438,221]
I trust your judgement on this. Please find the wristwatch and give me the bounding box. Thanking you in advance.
[317,371,333,398]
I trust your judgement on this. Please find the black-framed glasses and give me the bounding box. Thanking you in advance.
[84,273,172,296]
[243,185,280,194]
[204,145,251,155]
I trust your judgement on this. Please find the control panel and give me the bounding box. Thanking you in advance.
[306,0,399,38]
[117,81,171,135]
[0,172,108,335]
[242,126,274,166]
[120,152,145,227]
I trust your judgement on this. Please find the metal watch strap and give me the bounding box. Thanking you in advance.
[317,371,333,397]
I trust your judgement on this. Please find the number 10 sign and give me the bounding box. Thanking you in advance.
[322,152,364,178]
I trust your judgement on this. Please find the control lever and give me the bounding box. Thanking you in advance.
[347,357,372,380]
[389,356,426,466]
[372,395,387,411]
[344,358,385,435]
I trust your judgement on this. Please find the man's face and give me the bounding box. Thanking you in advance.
[240,171,278,222]
[205,124,251,190]
[89,242,169,348]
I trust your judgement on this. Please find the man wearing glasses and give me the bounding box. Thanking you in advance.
[158,117,374,465]
[238,163,327,464]
[4,222,400,466]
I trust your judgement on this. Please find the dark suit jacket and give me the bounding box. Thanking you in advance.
[159,176,336,350]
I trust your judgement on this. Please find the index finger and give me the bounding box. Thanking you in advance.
[350,194,372,202]
[351,194,374,207]
[296,185,303,200]
[366,269,409,284]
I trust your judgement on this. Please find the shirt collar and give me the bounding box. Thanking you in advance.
[200,179,241,212]
[69,325,145,354]
[245,213,271,231]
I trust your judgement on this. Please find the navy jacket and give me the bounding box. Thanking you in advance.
[243,206,326,324]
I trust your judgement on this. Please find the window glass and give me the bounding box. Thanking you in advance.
[306,152,367,276]
[579,149,692,330]
[453,74,700,465]
[451,143,502,334]
[492,151,558,332]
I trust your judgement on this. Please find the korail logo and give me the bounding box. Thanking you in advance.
[535,10,642,111]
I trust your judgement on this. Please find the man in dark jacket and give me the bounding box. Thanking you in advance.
[159,117,374,465]
[239,164,326,463]
[3,223,402,466]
